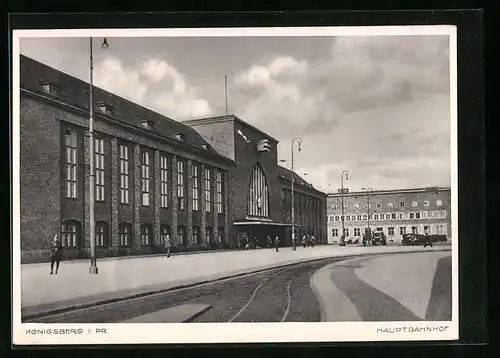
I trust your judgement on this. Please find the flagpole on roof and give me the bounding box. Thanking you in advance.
[224,76,228,115]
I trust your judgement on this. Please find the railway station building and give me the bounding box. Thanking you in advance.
[326,187,452,244]
[19,55,327,263]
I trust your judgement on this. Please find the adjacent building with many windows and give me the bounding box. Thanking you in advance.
[19,55,327,263]
[327,187,452,244]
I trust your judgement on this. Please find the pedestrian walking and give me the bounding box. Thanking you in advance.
[49,234,62,275]
[302,234,307,248]
[423,232,433,248]
[311,235,316,247]
[267,236,272,249]
[165,234,172,258]
[274,236,280,252]
[340,234,346,247]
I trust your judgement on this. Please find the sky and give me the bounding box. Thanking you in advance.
[20,34,452,193]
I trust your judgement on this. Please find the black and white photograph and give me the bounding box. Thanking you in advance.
[12,25,458,345]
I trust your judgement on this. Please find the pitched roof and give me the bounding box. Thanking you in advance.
[20,54,233,163]
[277,165,326,196]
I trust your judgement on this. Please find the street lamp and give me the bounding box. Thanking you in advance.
[361,187,373,237]
[341,171,349,239]
[291,137,302,246]
[88,37,109,275]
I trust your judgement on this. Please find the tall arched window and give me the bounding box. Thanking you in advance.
[248,163,270,217]
[160,224,171,245]
[119,222,132,247]
[61,220,81,248]
[140,223,153,246]
[96,221,109,247]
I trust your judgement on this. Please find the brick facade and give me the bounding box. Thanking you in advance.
[18,55,327,263]
[327,187,452,244]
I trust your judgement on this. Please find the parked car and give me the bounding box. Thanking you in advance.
[371,231,387,245]
[402,233,424,246]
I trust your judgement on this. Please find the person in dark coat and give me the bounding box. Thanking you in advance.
[274,236,280,252]
[165,234,172,258]
[310,235,316,247]
[423,232,433,248]
[267,236,273,249]
[50,234,62,275]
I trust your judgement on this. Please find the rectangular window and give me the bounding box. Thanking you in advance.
[376,203,381,208]
[192,163,199,211]
[343,228,349,237]
[61,222,77,247]
[436,224,444,235]
[436,200,443,206]
[409,213,415,219]
[193,226,200,244]
[388,227,395,235]
[400,227,406,236]
[95,139,105,201]
[160,155,169,208]
[362,214,368,220]
[416,212,421,219]
[391,213,397,220]
[119,144,129,204]
[412,226,419,234]
[354,228,361,236]
[64,130,77,198]
[346,215,351,221]
[422,211,428,219]
[424,225,430,234]
[205,168,212,212]
[141,151,150,206]
[374,214,379,220]
[385,214,391,220]
[119,224,130,246]
[332,229,338,237]
[357,215,362,221]
[335,215,340,222]
[400,201,405,207]
[177,160,185,210]
[216,170,223,214]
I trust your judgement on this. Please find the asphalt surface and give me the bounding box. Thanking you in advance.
[27,251,452,323]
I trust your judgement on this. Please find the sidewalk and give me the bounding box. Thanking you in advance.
[20,244,451,319]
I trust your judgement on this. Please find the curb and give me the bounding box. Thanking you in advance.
[22,248,451,322]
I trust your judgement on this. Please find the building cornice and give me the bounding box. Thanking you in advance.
[21,88,237,167]
[327,186,451,197]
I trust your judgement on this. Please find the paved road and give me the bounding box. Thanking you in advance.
[27,252,451,324]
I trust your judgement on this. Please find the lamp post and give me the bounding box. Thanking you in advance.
[88,37,109,275]
[291,137,302,246]
[340,171,349,238]
[361,187,373,236]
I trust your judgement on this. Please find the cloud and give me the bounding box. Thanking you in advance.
[94,55,213,119]
[230,36,451,192]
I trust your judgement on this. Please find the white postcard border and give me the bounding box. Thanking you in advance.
[12,25,459,345]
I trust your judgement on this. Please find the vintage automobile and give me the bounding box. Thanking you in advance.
[402,233,424,246]
[371,231,387,245]
[363,231,387,246]
[402,233,447,245]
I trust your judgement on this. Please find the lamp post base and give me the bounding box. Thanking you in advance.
[89,266,99,274]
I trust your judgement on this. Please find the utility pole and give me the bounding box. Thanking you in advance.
[88,37,109,274]
[291,137,302,247]
[341,171,349,238]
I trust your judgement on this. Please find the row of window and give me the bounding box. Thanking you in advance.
[64,130,224,214]
[61,220,225,248]
[331,224,446,237]
[331,199,444,210]
[328,210,447,222]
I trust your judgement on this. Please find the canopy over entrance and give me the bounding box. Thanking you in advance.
[234,221,301,248]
